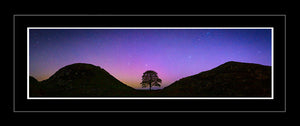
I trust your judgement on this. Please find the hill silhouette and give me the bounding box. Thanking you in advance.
[163,61,271,97]
[29,76,44,96]
[30,63,136,97]
[30,61,271,97]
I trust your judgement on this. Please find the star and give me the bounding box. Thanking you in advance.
[145,64,149,67]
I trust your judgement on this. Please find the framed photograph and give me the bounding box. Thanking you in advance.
[13,14,286,112]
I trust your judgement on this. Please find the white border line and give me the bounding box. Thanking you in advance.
[27,27,274,100]
[271,27,274,98]
[29,97,273,100]
[28,27,273,29]
[27,28,30,99]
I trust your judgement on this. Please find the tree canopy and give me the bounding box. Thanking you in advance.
[140,70,162,90]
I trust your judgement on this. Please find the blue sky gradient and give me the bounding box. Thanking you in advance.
[29,28,272,89]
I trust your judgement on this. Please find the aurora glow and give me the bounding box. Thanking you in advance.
[29,28,272,89]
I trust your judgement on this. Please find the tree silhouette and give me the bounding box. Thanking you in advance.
[140,70,162,91]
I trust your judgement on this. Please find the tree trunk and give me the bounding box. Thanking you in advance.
[149,83,152,91]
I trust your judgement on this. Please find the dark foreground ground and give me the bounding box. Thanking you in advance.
[30,61,271,97]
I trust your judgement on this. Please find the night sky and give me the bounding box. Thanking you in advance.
[29,28,272,89]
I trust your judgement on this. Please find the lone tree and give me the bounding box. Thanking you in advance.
[140,70,162,91]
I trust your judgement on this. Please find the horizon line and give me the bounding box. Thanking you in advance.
[29,60,272,93]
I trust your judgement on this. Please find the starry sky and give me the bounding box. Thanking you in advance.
[29,28,272,89]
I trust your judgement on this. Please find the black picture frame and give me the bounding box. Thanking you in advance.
[13,14,286,113]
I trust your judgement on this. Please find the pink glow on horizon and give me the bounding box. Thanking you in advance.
[30,29,272,89]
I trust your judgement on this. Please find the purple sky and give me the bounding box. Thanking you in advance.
[29,28,272,89]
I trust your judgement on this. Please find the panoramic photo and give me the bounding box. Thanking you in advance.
[28,27,272,98]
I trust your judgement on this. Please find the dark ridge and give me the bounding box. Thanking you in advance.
[29,76,44,96]
[29,76,38,84]
[163,61,271,97]
[46,63,101,82]
[30,61,271,97]
[31,63,136,97]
